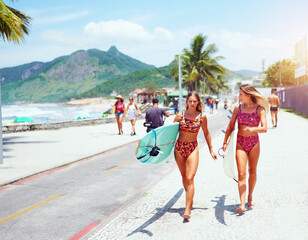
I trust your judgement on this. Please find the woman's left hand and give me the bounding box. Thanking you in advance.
[241,126,254,134]
[210,150,217,160]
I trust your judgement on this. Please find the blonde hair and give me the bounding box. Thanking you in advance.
[185,91,203,112]
[240,84,269,112]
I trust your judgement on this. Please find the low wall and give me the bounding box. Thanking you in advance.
[3,115,145,134]
[277,84,308,116]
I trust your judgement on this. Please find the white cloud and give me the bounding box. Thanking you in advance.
[208,29,294,71]
[213,30,284,49]
[35,11,90,25]
[0,20,298,71]
[84,20,153,43]
[41,29,75,44]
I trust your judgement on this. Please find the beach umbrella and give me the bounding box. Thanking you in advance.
[211,95,218,99]
[13,117,34,123]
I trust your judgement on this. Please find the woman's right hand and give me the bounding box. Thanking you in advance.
[222,142,228,152]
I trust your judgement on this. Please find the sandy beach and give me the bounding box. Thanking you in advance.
[63,97,119,112]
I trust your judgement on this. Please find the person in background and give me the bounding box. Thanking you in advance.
[208,97,214,114]
[268,88,280,128]
[145,98,170,132]
[114,95,126,135]
[215,99,219,110]
[222,84,268,213]
[224,98,228,110]
[127,97,139,136]
[169,99,175,108]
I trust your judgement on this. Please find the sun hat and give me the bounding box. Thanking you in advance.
[115,95,124,100]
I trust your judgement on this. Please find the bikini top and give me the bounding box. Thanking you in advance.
[237,104,260,127]
[115,101,124,113]
[179,112,203,133]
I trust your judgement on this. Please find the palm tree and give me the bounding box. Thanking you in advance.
[171,34,226,94]
[0,0,31,44]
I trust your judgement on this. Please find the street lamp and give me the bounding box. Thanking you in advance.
[0,77,3,164]
[178,55,183,113]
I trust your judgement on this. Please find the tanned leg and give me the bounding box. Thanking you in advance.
[247,142,260,207]
[236,144,248,212]
[116,116,121,134]
[183,147,199,218]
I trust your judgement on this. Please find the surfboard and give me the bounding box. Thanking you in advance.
[223,122,238,182]
[135,122,179,164]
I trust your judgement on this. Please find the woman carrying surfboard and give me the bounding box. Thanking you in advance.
[222,84,268,213]
[174,91,217,220]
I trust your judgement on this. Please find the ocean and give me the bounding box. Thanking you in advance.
[1,104,106,125]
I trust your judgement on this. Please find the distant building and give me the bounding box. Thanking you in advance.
[252,72,266,86]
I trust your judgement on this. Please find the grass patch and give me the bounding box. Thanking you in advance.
[281,108,308,119]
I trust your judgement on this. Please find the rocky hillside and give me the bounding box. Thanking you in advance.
[1,46,155,103]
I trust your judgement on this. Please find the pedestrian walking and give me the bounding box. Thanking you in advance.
[145,98,170,132]
[222,84,268,212]
[268,88,280,127]
[215,99,219,110]
[173,91,217,220]
[208,98,214,114]
[127,97,140,136]
[224,98,228,110]
[114,95,126,135]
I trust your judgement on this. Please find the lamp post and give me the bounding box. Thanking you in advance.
[0,77,3,164]
[178,55,183,113]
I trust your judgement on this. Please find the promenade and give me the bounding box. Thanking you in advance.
[86,110,308,240]
[1,111,172,186]
[1,109,307,240]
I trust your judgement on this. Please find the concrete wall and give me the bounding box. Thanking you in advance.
[3,115,145,134]
[277,84,308,116]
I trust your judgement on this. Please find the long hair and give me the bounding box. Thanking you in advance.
[185,91,203,112]
[240,84,269,112]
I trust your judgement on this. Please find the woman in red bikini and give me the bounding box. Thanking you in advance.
[222,84,268,212]
[174,91,217,220]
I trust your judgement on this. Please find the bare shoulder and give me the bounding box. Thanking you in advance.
[200,112,208,125]
[201,112,207,121]
[258,105,266,114]
[174,112,183,122]
[233,104,240,114]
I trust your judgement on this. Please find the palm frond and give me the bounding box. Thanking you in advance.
[0,0,31,43]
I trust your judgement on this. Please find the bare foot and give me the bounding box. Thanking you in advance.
[184,207,191,219]
[248,201,255,207]
[236,206,246,213]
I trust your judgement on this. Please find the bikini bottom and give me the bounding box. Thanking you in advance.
[237,135,259,153]
[270,106,278,111]
[175,140,198,159]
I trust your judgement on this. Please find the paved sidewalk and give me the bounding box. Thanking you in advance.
[0,108,219,186]
[86,110,308,240]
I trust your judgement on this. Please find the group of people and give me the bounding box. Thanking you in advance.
[113,95,140,136]
[171,84,272,220]
[113,95,171,136]
[116,85,279,220]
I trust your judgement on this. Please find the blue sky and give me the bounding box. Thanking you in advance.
[1,0,307,71]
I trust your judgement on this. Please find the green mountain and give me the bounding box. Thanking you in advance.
[224,68,244,79]
[233,69,260,78]
[1,46,155,104]
[76,63,177,99]
[76,64,244,99]
[1,46,245,104]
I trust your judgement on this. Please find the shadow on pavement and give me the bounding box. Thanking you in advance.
[127,188,184,237]
[212,195,246,225]
[3,140,56,145]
